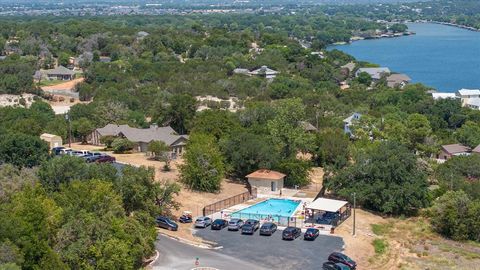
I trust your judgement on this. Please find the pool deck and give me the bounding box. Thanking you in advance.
[205,193,338,233]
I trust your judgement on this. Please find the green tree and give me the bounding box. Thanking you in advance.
[455,121,480,148]
[111,138,134,153]
[356,72,372,86]
[148,141,171,170]
[191,110,241,141]
[100,135,116,149]
[429,190,480,242]
[37,155,89,191]
[313,128,350,169]
[155,94,197,134]
[180,134,225,192]
[267,98,313,158]
[0,133,49,168]
[72,117,94,144]
[221,132,279,178]
[326,141,430,215]
[276,158,311,187]
[405,113,432,153]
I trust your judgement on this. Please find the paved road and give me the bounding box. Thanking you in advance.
[154,228,344,270]
[153,234,266,270]
[194,227,344,270]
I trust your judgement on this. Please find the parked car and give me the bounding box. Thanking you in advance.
[179,212,193,223]
[95,155,116,163]
[241,219,260,235]
[259,222,277,236]
[84,154,104,163]
[282,226,301,240]
[304,228,320,241]
[227,218,244,231]
[328,252,356,269]
[211,219,228,230]
[156,216,178,231]
[52,146,65,155]
[71,150,91,156]
[58,148,72,155]
[322,261,351,270]
[194,217,212,228]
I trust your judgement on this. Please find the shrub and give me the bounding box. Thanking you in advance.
[111,138,134,153]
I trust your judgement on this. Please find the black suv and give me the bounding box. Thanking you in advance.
[211,219,228,230]
[259,222,277,236]
[241,219,260,234]
[282,226,301,240]
[304,228,320,241]
[155,216,178,231]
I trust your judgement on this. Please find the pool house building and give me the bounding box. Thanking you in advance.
[246,169,286,192]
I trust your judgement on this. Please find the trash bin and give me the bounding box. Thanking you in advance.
[330,227,335,234]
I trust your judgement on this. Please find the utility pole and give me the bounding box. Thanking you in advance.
[65,113,72,147]
[352,192,356,236]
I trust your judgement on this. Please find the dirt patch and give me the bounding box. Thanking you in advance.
[41,78,84,92]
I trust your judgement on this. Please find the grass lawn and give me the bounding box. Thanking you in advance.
[38,80,64,87]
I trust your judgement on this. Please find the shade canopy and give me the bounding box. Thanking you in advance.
[306,198,348,213]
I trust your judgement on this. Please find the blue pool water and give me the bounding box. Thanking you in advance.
[231,198,301,219]
[330,23,480,92]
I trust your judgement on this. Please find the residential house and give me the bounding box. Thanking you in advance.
[233,68,250,75]
[40,133,63,149]
[246,169,286,192]
[456,89,480,107]
[44,65,76,80]
[386,73,411,88]
[343,112,362,136]
[341,62,356,74]
[438,144,471,160]
[356,67,391,81]
[249,66,279,79]
[90,124,188,155]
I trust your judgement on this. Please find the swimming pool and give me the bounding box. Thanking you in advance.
[230,198,301,220]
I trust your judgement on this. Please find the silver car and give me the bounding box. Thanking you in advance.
[228,218,244,231]
[194,216,212,228]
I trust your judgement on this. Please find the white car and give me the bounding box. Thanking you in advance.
[194,217,212,228]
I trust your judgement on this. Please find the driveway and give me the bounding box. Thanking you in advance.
[194,227,344,269]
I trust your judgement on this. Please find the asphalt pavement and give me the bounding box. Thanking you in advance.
[153,227,344,270]
[153,234,267,270]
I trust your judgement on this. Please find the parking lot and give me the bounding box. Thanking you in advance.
[194,226,345,270]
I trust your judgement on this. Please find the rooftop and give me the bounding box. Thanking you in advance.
[45,65,76,76]
[96,124,187,146]
[441,144,471,154]
[249,65,279,76]
[246,169,286,180]
[357,67,391,79]
[457,89,480,96]
[306,197,348,213]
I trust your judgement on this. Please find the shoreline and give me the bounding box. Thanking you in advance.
[413,20,480,32]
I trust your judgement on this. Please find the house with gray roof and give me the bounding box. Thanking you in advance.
[356,67,390,80]
[249,66,279,79]
[456,89,480,108]
[44,65,76,80]
[90,124,188,155]
[343,112,362,136]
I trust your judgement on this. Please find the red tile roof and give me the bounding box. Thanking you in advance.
[246,169,286,180]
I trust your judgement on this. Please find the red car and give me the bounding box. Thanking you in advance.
[95,155,116,163]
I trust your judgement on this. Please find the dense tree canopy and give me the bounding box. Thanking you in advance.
[326,142,431,215]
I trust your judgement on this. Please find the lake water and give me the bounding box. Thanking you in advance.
[330,23,480,92]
